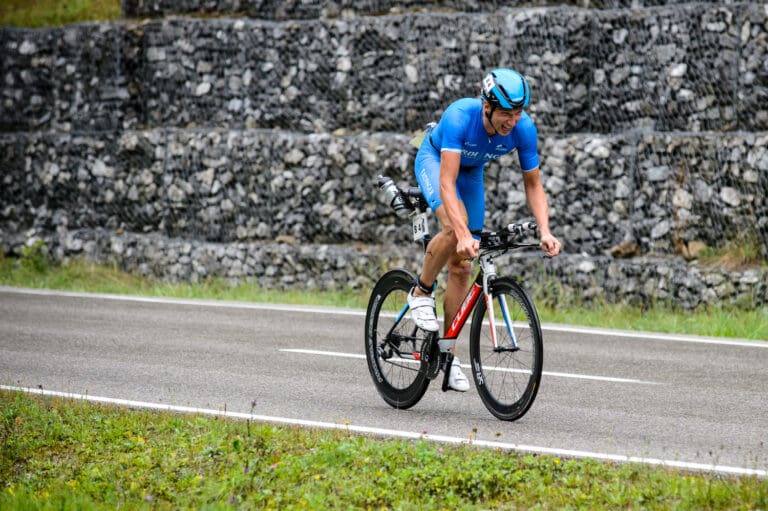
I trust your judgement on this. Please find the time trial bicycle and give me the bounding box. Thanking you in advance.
[365,175,544,421]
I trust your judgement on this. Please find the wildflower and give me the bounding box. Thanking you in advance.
[144,494,153,502]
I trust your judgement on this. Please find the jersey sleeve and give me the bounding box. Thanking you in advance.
[515,115,540,172]
[438,104,469,154]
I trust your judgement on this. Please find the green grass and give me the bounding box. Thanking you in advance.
[539,302,767,340]
[0,0,121,28]
[1,248,766,340]
[2,390,766,510]
[0,248,371,309]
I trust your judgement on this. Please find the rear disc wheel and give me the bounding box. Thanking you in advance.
[365,269,433,409]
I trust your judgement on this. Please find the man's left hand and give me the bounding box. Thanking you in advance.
[540,233,562,257]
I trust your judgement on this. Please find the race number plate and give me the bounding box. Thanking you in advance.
[412,212,429,241]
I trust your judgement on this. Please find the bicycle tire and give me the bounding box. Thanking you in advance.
[365,269,433,409]
[469,277,543,421]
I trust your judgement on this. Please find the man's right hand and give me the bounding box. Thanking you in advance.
[456,235,479,259]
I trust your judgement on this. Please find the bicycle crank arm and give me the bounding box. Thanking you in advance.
[441,352,454,392]
[422,333,442,380]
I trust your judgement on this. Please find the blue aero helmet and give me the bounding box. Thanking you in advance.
[480,68,530,110]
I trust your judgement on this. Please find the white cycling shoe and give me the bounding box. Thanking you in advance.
[448,357,470,392]
[407,288,439,332]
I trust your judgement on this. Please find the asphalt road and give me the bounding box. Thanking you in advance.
[1,286,766,475]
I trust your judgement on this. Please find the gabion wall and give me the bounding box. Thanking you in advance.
[1,2,767,309]
[3,5,767,135]
[122,0,759,20]
[1,129,765,258]
[4,226,764,312]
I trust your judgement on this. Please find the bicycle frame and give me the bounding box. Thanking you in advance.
[387,252,518,354]
[440,253,518,351]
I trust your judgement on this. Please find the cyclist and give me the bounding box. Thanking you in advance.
[408,68,562,392]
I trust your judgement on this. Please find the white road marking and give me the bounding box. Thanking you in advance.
[2,286,764,348]
[280,348,660,385]
[2,384,764,478]
[539,323,768,348]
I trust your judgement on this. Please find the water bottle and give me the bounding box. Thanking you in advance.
[378,175,413,218]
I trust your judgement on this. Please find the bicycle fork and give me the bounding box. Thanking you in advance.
[476,255,517,351]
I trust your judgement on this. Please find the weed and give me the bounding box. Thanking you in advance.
[18,240,51,274]
[698,233,767,271]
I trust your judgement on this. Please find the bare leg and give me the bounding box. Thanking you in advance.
[415,230,452,289]
[443,255,472,333]
[413,205,459,293]
[409,205,472,392]
[412,205,471,338]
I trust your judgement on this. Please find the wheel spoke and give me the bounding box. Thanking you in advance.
[469,278,543,421]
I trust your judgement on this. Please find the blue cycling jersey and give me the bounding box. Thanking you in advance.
[425,97,539,172]
[413,97,540,234]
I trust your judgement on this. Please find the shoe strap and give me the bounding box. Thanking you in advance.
[409,295,434,309]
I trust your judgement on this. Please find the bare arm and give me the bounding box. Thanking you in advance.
[523,168,561,257]
[439,151,479,258]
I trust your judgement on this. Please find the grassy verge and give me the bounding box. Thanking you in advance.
[0,0,121,28]
[1,250,766,340]
[2,390,766,510]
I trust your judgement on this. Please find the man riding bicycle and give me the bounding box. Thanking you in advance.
[408,68,562,392]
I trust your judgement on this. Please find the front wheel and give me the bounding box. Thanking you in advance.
[365,269,435,409]
[469,277,543,421]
